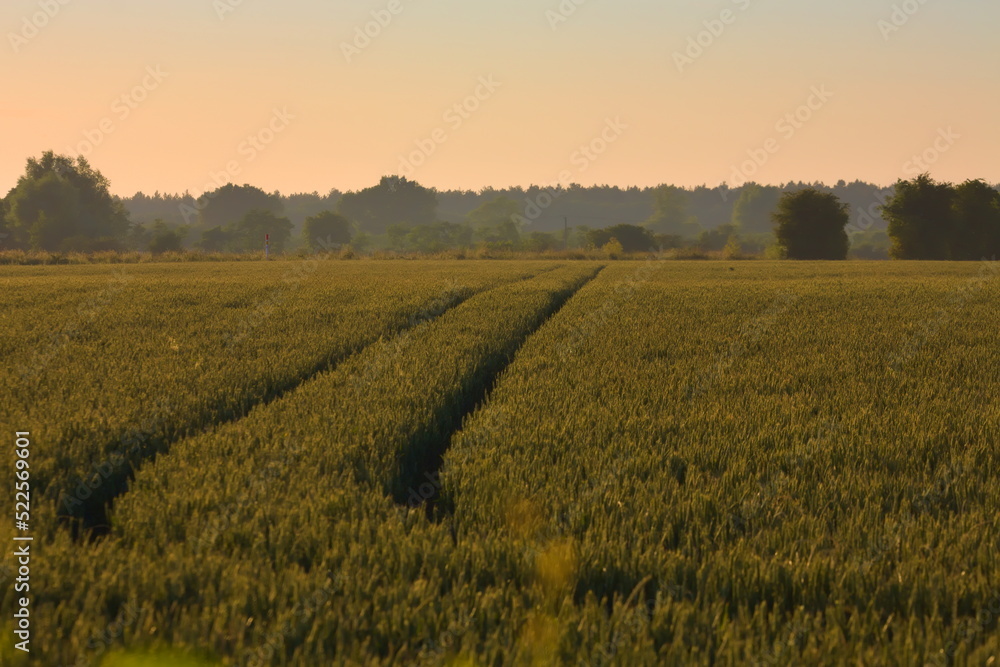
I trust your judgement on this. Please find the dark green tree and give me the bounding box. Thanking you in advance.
[352,231,372,252]
[772,188,849,259]
[950,179,1000,260]
[197,226,234,253]
[9,175,78,251]
[234,210,293,253]
[303,211,352,251]
[338,176,437,235]
[386,223,412,251]
[0,195,9,247]
[197,184,283,230]
[698,223,739,252]
[524,231,559,252]
[124,191,194,227]
[406,225,445,253]
[4,152,129,251]
[477,219,521,250]
[148,220,186,255]
[284,190,342,230]
[448,222,475,249]
[127,222,152,251]
[881,174,955,260]
[652,233,684,250]
[586,224,655,252]
[405,222,474,253]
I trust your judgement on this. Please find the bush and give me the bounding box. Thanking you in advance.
[722,237,742,260]
[602,238,624,259]
[304,211,352,252]
[588,224,655,252]
[773,188,849,259]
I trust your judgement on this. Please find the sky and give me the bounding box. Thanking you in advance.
[1,0,998,197]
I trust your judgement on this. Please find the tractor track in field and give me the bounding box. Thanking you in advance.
[66,269,558,541]
[390,265,606,520]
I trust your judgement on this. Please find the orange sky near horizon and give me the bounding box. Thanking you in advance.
[2,0,998,197]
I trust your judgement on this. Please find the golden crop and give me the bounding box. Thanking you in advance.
[1,259,998,666]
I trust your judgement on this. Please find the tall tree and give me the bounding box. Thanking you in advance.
[197,184,284,230]
[285,191,342,230]
[338,176,437,235]
[405,222,474,253]
[881,174,955,260]
[732,183,782,235]
[772,188,849,259]
[4,151,129,251]
[303,211,352,251]
[124,191,202,227]
[148,220,186,255]
[949,179,1000,260]
[197,226,234,253]
[645,185,698,236]
[0,195,9,247]
[234,210,293,253]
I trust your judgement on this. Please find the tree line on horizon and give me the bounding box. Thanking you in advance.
[1,151,998,260]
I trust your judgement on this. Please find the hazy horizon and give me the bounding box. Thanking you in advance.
[3,0,998,197]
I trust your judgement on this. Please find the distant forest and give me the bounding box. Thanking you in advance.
[123,180,893,234]
[5,153,998,259]
[118,178,899,257]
